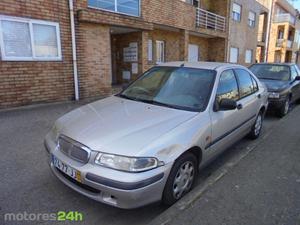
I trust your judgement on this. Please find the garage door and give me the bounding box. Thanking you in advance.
[188,44,199,62]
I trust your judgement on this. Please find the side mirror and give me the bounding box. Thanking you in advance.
[295,76,300,81]
[215,98,237,111]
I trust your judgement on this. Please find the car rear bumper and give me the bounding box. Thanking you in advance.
[45,134,172,209]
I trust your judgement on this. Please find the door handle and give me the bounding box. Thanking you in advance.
[237,104,243,110]
[257,94,261,99]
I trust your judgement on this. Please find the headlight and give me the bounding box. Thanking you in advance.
[268,92,280,99]
[95,153,162,172]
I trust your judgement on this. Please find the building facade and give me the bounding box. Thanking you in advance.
[0,0,264,108]
[256,0,300,63]
[227,0,268,66]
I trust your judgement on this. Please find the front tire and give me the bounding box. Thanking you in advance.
[278,97,290,118]
[162,152,198,206]
[248,111,263,139]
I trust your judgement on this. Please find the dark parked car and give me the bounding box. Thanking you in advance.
[249,63,300,117]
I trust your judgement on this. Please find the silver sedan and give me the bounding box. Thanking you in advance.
[44,62,268,209]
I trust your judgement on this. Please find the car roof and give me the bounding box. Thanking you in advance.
[157,61,243,70]
[251,62,295,67]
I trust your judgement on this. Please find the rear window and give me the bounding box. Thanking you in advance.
[249,64,291,81]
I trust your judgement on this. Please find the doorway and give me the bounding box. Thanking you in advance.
[188,44,199,62]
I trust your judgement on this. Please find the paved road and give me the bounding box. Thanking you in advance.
[0,101,296,225]
[151,105,300,225]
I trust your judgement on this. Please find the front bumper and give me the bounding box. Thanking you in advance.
[44,134,172,209]
[268,97,286,110]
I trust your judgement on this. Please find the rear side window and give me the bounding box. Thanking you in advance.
[216,70,239,102]
[291,66,298,80]
[234,69,255,98]
[251,76,258,92]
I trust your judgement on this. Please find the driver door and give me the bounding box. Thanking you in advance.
[207,69,242,160]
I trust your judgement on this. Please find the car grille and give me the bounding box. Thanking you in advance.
[58,135,91,164]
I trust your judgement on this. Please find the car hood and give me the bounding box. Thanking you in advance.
[259,79,289,92]
[55,96,197,156]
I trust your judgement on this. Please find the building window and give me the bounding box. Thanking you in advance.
[230,47,239,63]
[156,40,165,64]
[245,50,253,63]
[232,3,241,22]
[148,39,153,61]
[88,0,140,17]
[0,15,62,61]
[248,11,256,27]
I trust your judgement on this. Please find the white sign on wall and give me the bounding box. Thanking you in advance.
[132,63,138,74]
[123,42,138,62]
[122,71,131,80]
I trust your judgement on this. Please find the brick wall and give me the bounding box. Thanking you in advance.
[0,0,74,108]
[76,23,112,98]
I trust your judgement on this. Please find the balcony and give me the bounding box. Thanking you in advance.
[196,8,226,32]
[257,32,266,42]
[287,40,293,48]
[276,39,284,47]
[274,13,296,25]
[276,39,293,48]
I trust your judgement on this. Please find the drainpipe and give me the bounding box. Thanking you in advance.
[69,0,79,100]
[265,0,274,62]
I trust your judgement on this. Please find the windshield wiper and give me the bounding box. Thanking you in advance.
[118,94,153,104]
[118,94,197,111]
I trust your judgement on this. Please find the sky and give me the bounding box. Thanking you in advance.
[288,0,300,10]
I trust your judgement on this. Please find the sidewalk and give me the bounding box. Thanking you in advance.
[150,106,300,225]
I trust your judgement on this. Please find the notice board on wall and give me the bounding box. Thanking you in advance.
[123,42,138,62]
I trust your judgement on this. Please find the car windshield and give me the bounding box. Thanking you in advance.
[249,64,291,81]
[119,67,216,112]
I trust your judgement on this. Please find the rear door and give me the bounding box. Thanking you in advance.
[234,68,259,129]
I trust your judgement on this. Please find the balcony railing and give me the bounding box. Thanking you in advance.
[274,13,296,25]
[287,40,293,48]
[276,39,294,48]
[276,39,284,47]
[196,8,226,32]
[257,32,266,42]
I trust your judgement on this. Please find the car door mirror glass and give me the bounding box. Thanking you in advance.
[217,98,237,111]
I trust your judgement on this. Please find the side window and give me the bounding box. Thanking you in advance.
[216,70,239,103]
[235,69,255,98]
[291,66,298,80]
[251,76,259,92]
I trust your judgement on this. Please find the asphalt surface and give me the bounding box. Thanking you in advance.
[151,105,300,225]
[0,100,298,225]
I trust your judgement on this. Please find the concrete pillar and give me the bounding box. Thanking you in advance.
[179,29,189,61]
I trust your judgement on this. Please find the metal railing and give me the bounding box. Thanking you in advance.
[196,8,226,32]
[276,39,294,48]
[274,13,296,25]
[257,32,266,42]
[287,40,293,48]
[276,39,285,47]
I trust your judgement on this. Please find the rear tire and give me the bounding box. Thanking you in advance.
[278,97,290,118]
[162,152,198,206]
[248,111,263,140]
